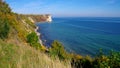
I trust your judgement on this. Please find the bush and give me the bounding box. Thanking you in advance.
[71,49,120,68]
[0,0,12,14]
[27,32,41,49]
[0,18,10,39]
[49,40,71,60]
[71,55,92,68]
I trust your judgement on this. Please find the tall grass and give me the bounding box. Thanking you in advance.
[0,40,71,68]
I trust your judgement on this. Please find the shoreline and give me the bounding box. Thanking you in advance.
[35,26,43,46]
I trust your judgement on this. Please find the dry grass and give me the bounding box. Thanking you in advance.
[0,40,71,68]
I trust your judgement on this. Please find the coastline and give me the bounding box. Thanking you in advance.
[33,15,52,47]
[32,14,52,46]
[35,26,43,46]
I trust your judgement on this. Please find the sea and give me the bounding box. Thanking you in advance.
[36,17,120,56]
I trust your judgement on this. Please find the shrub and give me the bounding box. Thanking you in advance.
[71,55,92,68]
[27,32,41,49]
[108,51,120,68]
[71,49,120,68]
[0,18,10,39]
[49,40,71,60]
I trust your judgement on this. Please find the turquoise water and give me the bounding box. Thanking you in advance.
[37,17,120,56]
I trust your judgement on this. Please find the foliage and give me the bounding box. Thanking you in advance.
[0,18,10,39]
[0,40,70,68]
[1,1,120,68]
[49,40,71,60]
[27,32,38,43]
[0,0,12,39]
[71,55,92,68]
[108,51,120,68]
[27,32,41,49]
[71,49,120,68]
[25,18,36,28]
[49,41,120,68]
[0,0,11,14]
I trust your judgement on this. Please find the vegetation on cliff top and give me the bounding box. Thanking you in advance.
[0,0,71,68]
[27,32,42,49]
[0,40,71,68]
[0,0,120,68]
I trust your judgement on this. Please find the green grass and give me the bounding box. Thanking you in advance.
[0,40,71,68]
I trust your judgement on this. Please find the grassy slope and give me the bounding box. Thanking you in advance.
[1,1,120,68]
[0,40,71,68]
[0,1,71,67]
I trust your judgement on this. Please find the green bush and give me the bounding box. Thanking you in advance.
[0,0,12,39]
[0,18,10,39]
[0,0,11,14]
[49,40,70,60]
[71,55,92,68]
[27,32,41,49]
[71,49,120,68]
[108,51,120,68]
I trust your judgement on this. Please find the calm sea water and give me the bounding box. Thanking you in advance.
[37,17,120,56]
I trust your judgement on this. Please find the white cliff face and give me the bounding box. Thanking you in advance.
[27,15,52,23]
[46,15,52,22]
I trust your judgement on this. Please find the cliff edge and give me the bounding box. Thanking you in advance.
[25,14,52,23]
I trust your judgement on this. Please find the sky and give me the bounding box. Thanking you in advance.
[5,0,120,17]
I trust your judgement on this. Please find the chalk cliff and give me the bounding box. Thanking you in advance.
[26,14,52,23]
